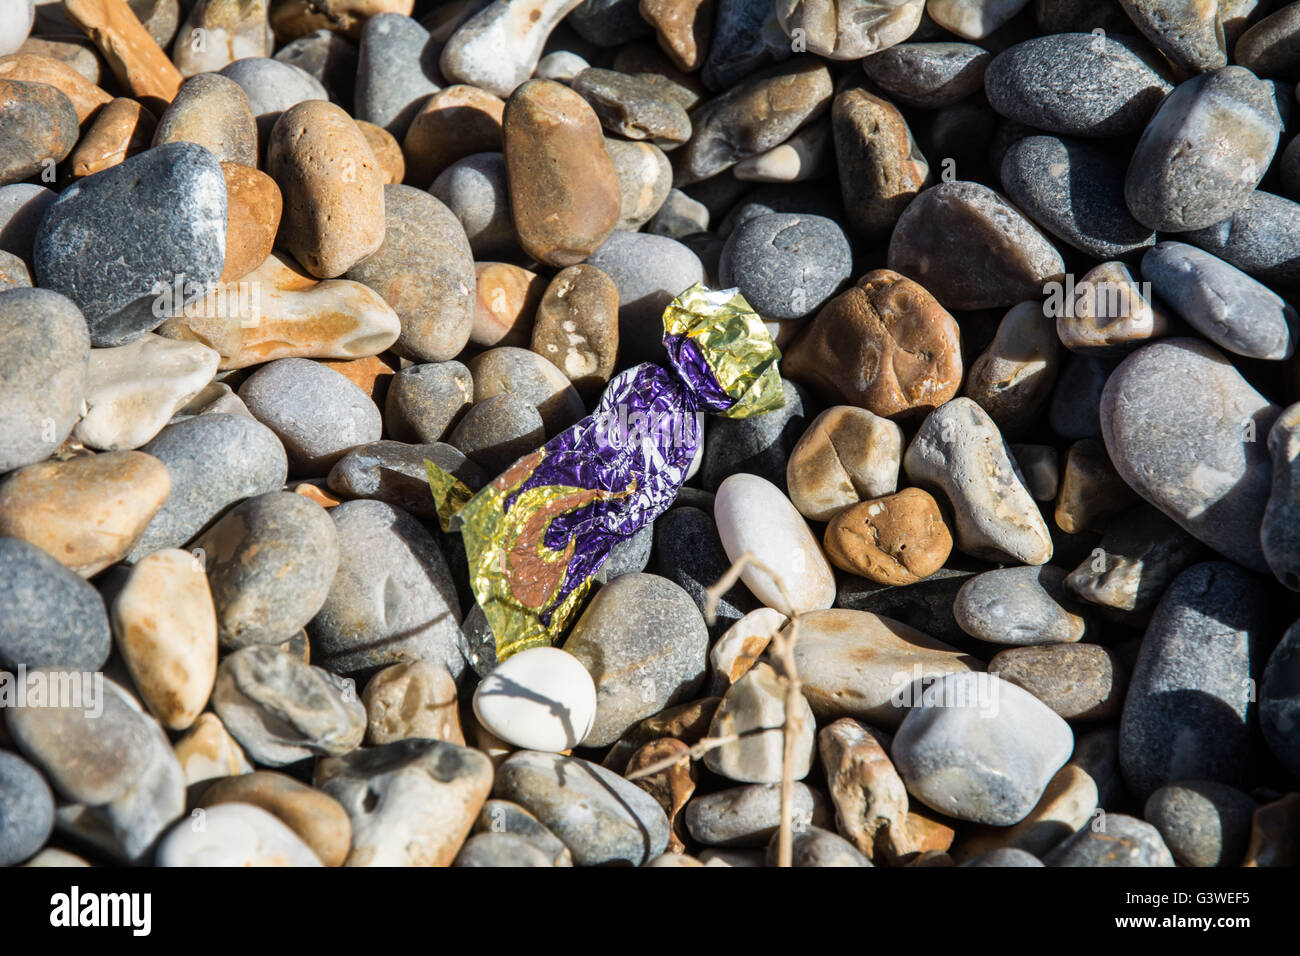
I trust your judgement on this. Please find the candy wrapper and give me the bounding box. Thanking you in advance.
[426,283,783,666]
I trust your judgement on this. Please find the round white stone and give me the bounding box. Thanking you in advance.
[713,472,836,615]
[472,646,597,752]
[156,803,322,866]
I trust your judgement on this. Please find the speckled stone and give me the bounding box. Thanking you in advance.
[984,33,1171,137]
[328,440,482,519]
[310,499,463,680]
[0,536,110,672]
[128,413,288,560]
[1100,338,1277,572]
[344,185,475,363]
[0,78,78,185]
[953,763,1099,862]
[1119,561,1265,801]
[1117,0,1226,73]
[1144,780,1258,868]
[0,751,54,866]
[1044,813,1174,866]
[862,41,988,108]
[34,141,226,346]
[153,71,257,167]
[430,152,515,258]
[989,643,1124,720]
[0,287,90,472]
[718,212,851,320]
[354,13,439,137]
[1125,67,1280,233]
[1141,242,1296,360]
[1180,191,1300,290]
[448,393,545,476]
[955,566,1085,646]
[684,782,830,847]
[887,181,1064,311]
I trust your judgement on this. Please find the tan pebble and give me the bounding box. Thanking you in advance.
[111,548,219,730]
[472,261,545,348]
[0,451,170,576]
[268,0,414,41]
[964,300,1061,435]
[153,72,258,166]
[1058,260,1168,354]
[463,705,516,767]
[62,0,183,106]
[267,99,386,278]
[17,36,107,85]
[67,95,155,178]
[0,52,113,125]
[786,405,902,522]
[220,161,281,282]
[818,717,908,860]
[199,769,354,866]
[823,488,953,585]
[402,84,504,187]
[503,78,621,266]
[362,660,465,746]
[355,118,404,184]
[530,263,619,399]
[1054,438,1137,535]
[890,806,956,862]
[173,711,253,784]
[639,0,712,71]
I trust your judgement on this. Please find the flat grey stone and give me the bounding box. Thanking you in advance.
[0,537,110,672]
[684,782,830,847]
[718,212,851,320]
[954,566,1086,646]
[354,13,440,137]
[327,440,483,519]
[1178,190,1300,290]
[862,41,990,108]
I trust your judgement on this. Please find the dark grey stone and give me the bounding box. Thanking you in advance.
[567,0,653,46]
[1260,619,1300,779]
[0,750,54,865]
[1044,813,1174,866]
[1049,353,1113,440]
[703,0,788,90]
[962,847,1044,866]
[0,537,110,672]
[328,440,483,519]
[862,42,990,109]
[1179,190,1300,290]
[652,505,758,638]
[448,393,545,477]
[700,377,810,493]
[354,13,441,138]
[718,213,852,321]
[1144,780,1258,867]
[834,566,976,648]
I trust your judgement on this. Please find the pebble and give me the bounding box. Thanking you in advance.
[1144,780,1258,868]
[1100,339,1277,571]
[584,230,703,363]
[1118,0,1226,73]
[68,93,157,180]
[468,346,585,437]
[823,489,952,586]
[0,182,54,260]
[648,187,710,237]
[604,138,673,231]
[1236,2,1300,77]
[193,491,338,649]
[954,566,1085,646]
[704,662,816,784]
[1055,438,1137,535]
[439,0,579,97]
[430,152,515,258]
[954,764,1098,862]
[384,362,473,443]
[984,33,1171,137]
[402,84,504,187]
[448,393,546,475]
[964,300,1061,435]
[734,119,831,183]
[1126,67,1280,233]
[0,78,77,186]
[904,398,1053,565]
[344,185,475,362]
[562,573,707,746]
[718,212,851,320]
[357,120,404,183]
[0,750,54,866]
[473,798,573,866]
[471,647,595,751]
[157,802,321,866]
[354,13,439,137]
[1048,353,1110,440]
[503,78,620,267]
[571,67,691,147]
[34,141,226,346]
[530,264,620,398]
[786,270,962,418]
[792,607,976,728]
[989,643,1123,721]
[709,607,786,694]
[493,750,670,866]
[641,0,711,70]
[218,56,327,141]
[156,252,401,370]
[0,536,111,671]
[471,261,543,348]
[1001,135,1154,261]
[653,506,757,637]
[768,825,872,866]
[1055,260,1168,355]
[62,0,182,104]
[675,57,833,185]
[625,737,696,851]
[172,0,272,77]
[817,717,907,859]
[535,50,589,81]
[1242,792,1300,866]
[569,0,653,46]
[1064,504,1203,614]
[831,86,928,239]
[363,660,465,747]
[786,406,901,523]
[1261,620,1300,778]
[329,440,481,519]
[684,782,830,847]
[219,160,280,281]
[267,100,385,279]
[453,831,555,866]
[714,473,836,616]
[198,770,352,866]
[213,644,366,766]
[74,333,218,450]
[861,41,988,107]
[892,672,1074,825]
[0,52,112,125]
[1120,561,1265,801]
[0,1,33,58]
[171,712,251,785]
[1180,190,1300,290]
[269,0,410,40]
[1044,813,1174,866]
[700,377,809,493]
[963,847,1044,866]
[887,181,1064,311]
[1141,241,1296,360]
[239,358,382,475]
[310,500,463,680]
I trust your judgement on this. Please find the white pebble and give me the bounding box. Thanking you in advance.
[473,646,597,752]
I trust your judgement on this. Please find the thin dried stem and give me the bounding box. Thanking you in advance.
[624,733,741,780]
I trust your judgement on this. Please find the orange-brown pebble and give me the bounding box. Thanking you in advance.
[199,770,354,866]
[471,261,545,348]
[639,0,713,71]
[220,161,282,282]
[67,96,155,178]
[355,118,405,184]
[402,84,505,186]
[0,53,113,125]
[627,737,696,854]
[823,487,952,585]
[317,353,396,404]
[268,0,414,41]
[62,0,183,106]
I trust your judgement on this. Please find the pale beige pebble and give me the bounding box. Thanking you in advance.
[818,717,909,860]
[437,0,584,98]
[1056,260,1169,354]
[703,662,816,784]
[0,51,113,124]
[733,119,831,182]
[111,548,219,730]
[156,251,401,370]
[362,660,464,746]
[175,380,253,418]
[699,847,765,866]
[172,711,254,785]
[952,763,1099,862]
[172,0,273,77]
[198,769,353,866]
[604,137,672,230]
[786,405,903,522]
[0,451,170,576]
[708,607,787,695]
[22,848,92,866]
[267,99,386,279]
[790,608,980,729]
[74,333,220,450]
[471,261,545,348]
[713,472,837,615]
[269,0,415,41]
[925,0,1031,40]
[963,300,1061,435]
[776,0,925,59]
[355,118,404,184]
[66,94,155,178]
[62,0,183,104]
